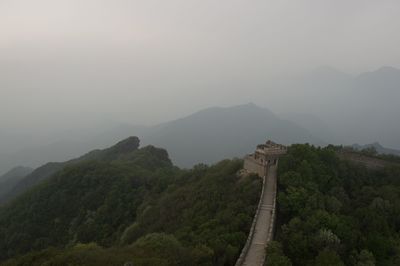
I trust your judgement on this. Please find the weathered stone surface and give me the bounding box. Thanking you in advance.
[241,166,277,266]
[243,140,286,176]
[236,140,286,266]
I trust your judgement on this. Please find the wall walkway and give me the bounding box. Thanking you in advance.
[235,165,278,266]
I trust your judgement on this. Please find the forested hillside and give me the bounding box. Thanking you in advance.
[0,136,142,204]
[267,144,400,266]
[5,140,400,266]
[0,137,261,266]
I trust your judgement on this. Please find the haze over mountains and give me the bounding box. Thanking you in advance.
[0,65,399,175]
[0,103,320,176]
[352,142,400,157]
[1,1,400,264]
[0,166,32,202]
[272,66,400,147]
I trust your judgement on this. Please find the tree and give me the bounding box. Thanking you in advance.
[265,241,292,266]
[314,249,344,266]
[355,250,376,266]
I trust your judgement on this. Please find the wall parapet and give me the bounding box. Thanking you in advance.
[235,173,266,266]
[236,140,286,266]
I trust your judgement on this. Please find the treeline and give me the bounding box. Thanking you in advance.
[0,142,261,265]
[333,144,400,164]
[267,144,400,266]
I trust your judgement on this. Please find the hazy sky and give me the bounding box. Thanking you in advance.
[1,0,400,128]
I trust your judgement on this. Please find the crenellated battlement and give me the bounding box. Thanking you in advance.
[243,140,287,177]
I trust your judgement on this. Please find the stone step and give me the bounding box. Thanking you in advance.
[260,204,274,210]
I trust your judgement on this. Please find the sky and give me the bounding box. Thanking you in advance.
[1,0,400,127]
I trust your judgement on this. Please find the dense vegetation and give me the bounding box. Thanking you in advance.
[0,137,143,204]
[267,144,400,266]
[0,138,261,266]
[6,139,400,266]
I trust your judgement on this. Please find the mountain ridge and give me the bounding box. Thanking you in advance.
[0,103,321,175]
[352,142,400,157]
[0,166,33,202]
[0,137,141,205]
[0,137,259,265]
[140,103,322,167]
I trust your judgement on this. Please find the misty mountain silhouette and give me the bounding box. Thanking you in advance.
[0,137,140,204]
[2,63,400,177]
[356,66,400,94]
[0,166,32,202]
[352,142,400,157]
[0,166,32,184]
[289,66,400,149]
[0,104,321,177]
[141,103,321,167]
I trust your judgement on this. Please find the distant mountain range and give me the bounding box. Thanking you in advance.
[4,97,400,204]
[0,103,322,176]
[140,103,322,167]
[274,66,400,149]
[0,104,323,203]
[1,65,400,176]
[352,142,400,157]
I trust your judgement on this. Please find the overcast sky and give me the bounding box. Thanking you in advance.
[1,0,400,128]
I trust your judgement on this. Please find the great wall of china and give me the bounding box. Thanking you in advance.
[236,141,287,266]
[235,141,400,265]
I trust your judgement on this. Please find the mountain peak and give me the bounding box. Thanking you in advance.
[376,66,400,74]
[353,142,400,156]
[107,136,140,154]
[242,102,257,107]
[185,103,274,119]
[229,102,267,111]
[356,66,400,92]
[214,103,277,119]
[358,66,400,79]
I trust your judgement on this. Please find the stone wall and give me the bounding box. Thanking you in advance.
[243,156,265,177]
[337,151,390,169]
[235,173,267,266]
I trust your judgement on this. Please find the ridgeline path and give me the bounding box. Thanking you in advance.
[239,165,277,266]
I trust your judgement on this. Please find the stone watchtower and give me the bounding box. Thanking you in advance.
[243,140,287,177]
